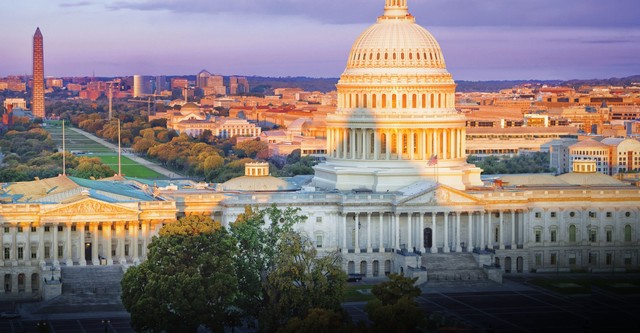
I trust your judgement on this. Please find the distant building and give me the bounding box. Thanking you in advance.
[32,28,45,118]
[229,76,249,95]
[133,75,153,98]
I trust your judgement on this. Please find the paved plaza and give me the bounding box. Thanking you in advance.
[2,275,639,332]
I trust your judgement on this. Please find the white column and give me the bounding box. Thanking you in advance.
[133,222,140,264]
[366,213,372,252]
[395,213,400,251]
[456,212,462,252]
[65,223,73,266]
[354,214,360,253]
[92,224,99,265]
[385,130,391,160]
[409,130,415,160]
[468,212,474,251]
[379,213,385,252]
[350,128,356,159]
[511,210,516,248]
[407,213,413,252]
[52,224,59,266]
[420,213,426,253]
[443,129,448,159]
[37,225,45,265]
[79,223,86,266]
[117,223,126,264]
[431,212,438,253]
[342,214,347,250]
[362,129,367,160]
[374,130,380,160]
[499,211,505,250]
[444,212,450,253]
[10,225,17,262]
[480,212,486,250]
[25,223,31,264]
[105,223,113,265]
[141,221,149,259]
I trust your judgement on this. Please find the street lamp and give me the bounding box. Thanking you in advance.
[102,319,111,333]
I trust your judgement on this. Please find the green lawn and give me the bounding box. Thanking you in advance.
[344,284,376,302]
[44,122,166,179]
[96,155,164,179]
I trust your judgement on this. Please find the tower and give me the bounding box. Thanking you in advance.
[32,27,45,118]
[313,0,483,191]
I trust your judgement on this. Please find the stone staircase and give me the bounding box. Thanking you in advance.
[422,253,487,283]
[61,265,124,295]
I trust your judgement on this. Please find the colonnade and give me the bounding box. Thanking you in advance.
[0,221,158,268]
[338,91,455,110]
[339,209,526,254]
[327,127,466,161]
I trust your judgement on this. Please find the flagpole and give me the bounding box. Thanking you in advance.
[118,119,122,177]
[62,120,66,176]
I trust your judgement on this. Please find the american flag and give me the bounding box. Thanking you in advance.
[428,154,438,166]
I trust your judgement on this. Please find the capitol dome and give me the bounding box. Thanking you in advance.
[313,0,483,192]
[346,4,446,72]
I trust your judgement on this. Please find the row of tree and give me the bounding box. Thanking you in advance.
[121,206,429,333]
[468,152,552,174]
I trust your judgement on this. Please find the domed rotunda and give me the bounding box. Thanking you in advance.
[313,0,482,191]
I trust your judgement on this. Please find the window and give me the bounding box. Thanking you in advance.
[589,230,597,242]
[44,226,50,232]
[3,248,9,260]
[589,211,596,218]
[588,253,596,265]
[606,212,612,218]
[606,230,612,243]
[3,227,8,233]
[316,217,322,223]
[98,225,103,231]
[569,257,577,266]
[18,227,23,233]
[316,235,323,248]
[606,253,613,265]
[71,225,77,232]
[84,225,89,231]
[535,230,541,243]
[550,212,557,218]
[57,226,63,232]
[570,211,576,218]
[625,225,632,242]
[535,253,542,266]
[550,230,557,242]
[625,212,631,218]
[17,247,23,260]
[31,250,37,259]
[535,212,541,218]
[125,245,129,256]
[495,228,499,243]
[550,253,557,265]
[31,227,36,232]
[58,246,63,258]
[569,225,577,242]
[45,246,50,259]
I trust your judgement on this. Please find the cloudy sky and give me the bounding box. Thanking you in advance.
[1,0,639,80]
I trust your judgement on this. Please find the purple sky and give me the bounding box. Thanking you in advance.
[1,0,639,80]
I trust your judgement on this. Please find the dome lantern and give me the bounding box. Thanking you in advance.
[382,0,411,20]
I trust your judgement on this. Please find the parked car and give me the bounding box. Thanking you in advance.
[0,311,21,319]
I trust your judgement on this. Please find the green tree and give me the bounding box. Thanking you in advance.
[261,232,347,332]
[277,308,361,333]
[121,215,238,333]
[365,274,426,333]
[69,156,115,179]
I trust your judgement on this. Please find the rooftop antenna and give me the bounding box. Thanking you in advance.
[118,119,122,177]
[62,120,66,176]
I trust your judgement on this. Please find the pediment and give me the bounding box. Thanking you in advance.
[400,185,481,206]
[42,197,139,216]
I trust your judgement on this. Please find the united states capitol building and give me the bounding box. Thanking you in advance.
[2,0,639,297]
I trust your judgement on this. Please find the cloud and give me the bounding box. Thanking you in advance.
[59,1,93,8]
[104,0,640,27]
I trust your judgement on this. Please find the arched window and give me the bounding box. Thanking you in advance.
[381,133,387,154]
[377,53,380,60]
[382,94,387,108]
[438,94,442,108]
[402,94,407,108]
[569,225,577,242]
[430,93,435,108]
[372,94,377,108]
[356,94,359,108]
[370,132,375,153]
[363,94,368,108]
[625,225,632,242]
[412,94,417,108]
[392,94,397,108]
[421,94,426,108]
[417,52,421,60]
[385,53,388,60]
[402,133,408,153]
[391,133,397,154]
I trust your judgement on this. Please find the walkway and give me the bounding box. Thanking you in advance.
[68,127,184,179]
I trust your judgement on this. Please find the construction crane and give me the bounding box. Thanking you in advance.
[128,94,164,115]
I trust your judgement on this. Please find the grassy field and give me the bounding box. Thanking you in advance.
[97,155,164,179]
[44,122,166,179]
[344,284,376,302]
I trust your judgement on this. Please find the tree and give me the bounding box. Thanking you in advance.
[365,274,426,333]
[261,232,347,332]
[69,156,115,179]
[277,308,361,333]
[121,215,239,333]
[229,206,298,327]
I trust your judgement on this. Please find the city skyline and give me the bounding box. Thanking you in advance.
[1,0,640,80]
